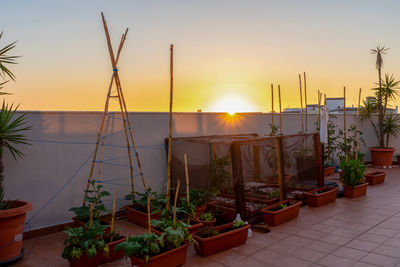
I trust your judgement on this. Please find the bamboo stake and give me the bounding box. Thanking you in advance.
[166,44,174,210]
[184,154,190,203]
[173,180,180,226]
[299,74,304,132]
[304,72,308,132]
[324,94,327,109]
[147,194,151,233]
[89,203,93,229]
[317,90,321,129]
[110,190,117,240]
[355,88,362,160]
[343,86,347,160]
[278,85,283,135]
[271,84,274,136]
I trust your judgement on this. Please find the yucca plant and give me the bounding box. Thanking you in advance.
[361,45,400,148]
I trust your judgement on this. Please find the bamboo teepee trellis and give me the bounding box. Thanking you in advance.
[83,12,147,205]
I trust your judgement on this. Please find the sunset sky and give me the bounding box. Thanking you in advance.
[2,0,400,112]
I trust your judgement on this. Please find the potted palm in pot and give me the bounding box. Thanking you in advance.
[0,33,32,264]
[361,46,400,167]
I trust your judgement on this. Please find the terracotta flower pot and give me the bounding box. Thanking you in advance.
[261,200,301,226]
[69,252,103,267]
[324,166,335,177]
[305,187,338,207]
[195,217,216,228]
[364,171,385,185]
[125,205,160,228]
[0,201,32,263]
[129,242,189,267]
[102,236,127,263]
[369,147,395,168]
[343,183,368,198]
[192,222,250,256]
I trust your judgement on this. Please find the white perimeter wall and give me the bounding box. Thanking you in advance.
[3,111,389,230]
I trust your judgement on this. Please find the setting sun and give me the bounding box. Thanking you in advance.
[209,94,256,115]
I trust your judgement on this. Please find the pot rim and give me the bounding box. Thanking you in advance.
[261,200,301,214]
[305,187,338,197]
[368,147,395,151]
[0,200,32,219]
[192,222,250,242]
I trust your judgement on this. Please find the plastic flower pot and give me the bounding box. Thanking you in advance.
[102,236,127,263]
[369,147,395,168]
[0,201,32,264]
[324,166,335,177]
[195,217,216,228]
[125,205,160,228]
[68,252,103,267]
[192,222,250,256]
[305,187,338,207]
[364,171,385,185]
[129,242,189,267]
[261,200,301,226]
[343,183,368,198]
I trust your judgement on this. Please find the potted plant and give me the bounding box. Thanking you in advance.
[62,222,109,267]
[125,188,167,228]
[192,219,250,256]
[340,159,367,198]
[360,46,400,167]
[323,118,338,177]
[364,171,386,185]
[69,180,110,228]
[174,198,204,233]
[305,187,338,207]
[261,200,301,226]
[195,212,216,228]
[189,188,207,218]
[0,33,33,264]
[116,220,192,267]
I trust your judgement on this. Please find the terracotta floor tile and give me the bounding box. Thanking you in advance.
[357,233,391,244]
[367,227,399,237]
[250,248,282,264]
[275,256,312,267]
[346,240,380,252]
[317,254,356,267]
[361,253,399,267]
[374,244,400,258]
[332,247,369,261]
[292,247,327,262]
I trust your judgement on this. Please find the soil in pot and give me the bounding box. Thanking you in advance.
[364,171,385,185]
[305,187,338,207]
[261,200,301,226]
[129,242,189,267]
[125,205,160,228]
[0,201,32,263]
[343,183,368,198]
[193,223,250,256]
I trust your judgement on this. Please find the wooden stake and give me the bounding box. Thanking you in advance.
[317,90,321,129]
[89,203,93,229]
[324,94,327,109]
[275,137,286,201]
[147,194,151,233]
[173,180,180,226]
[166,44,174,210]
[278,85,283,135]
[110,190,117,240]
[355,88,362,160]
[271,84,274,136]
[299,74,304,132]
[184,153,190,203]
[304,72,308,132]
[343,86,347,160]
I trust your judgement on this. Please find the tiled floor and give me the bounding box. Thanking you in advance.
[15,167,400,266]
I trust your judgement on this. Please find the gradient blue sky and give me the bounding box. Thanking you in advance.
[1,0,400,112]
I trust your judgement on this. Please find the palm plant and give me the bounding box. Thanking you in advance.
[360,73,400,148]
[0,33,31,195]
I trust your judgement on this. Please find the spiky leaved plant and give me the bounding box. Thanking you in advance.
[0,32,31,201]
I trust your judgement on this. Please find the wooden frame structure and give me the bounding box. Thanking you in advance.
[83,13,147,204]
[170,132,323,221]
